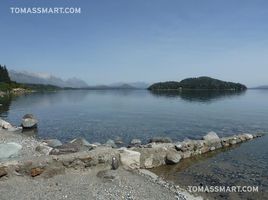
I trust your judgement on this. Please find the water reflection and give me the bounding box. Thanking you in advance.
[0,95,15,117]
[149,90,246,103]
[22,128,38,137]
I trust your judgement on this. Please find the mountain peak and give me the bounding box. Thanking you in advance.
[9,70,88,88]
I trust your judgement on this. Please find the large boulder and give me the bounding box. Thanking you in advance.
[244,133,253,140]
[166,150,181,164]
[133,147,167,168]
[119,148,140,169]
[21,114,38,129]
[0,142,22,159]
[203,131,220,141]
[203,131,222,149]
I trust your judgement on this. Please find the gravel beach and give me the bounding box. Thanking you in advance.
[0,167,189,200]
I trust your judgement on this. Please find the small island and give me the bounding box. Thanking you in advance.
[148,76,247,91]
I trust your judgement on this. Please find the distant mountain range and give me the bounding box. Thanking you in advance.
[252,85,268,89]
[109,82,150,89]
[9,70,89,88]
[9,70,150,89]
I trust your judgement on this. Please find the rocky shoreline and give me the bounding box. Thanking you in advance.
[0,116,264,200]
[0,88,32,98]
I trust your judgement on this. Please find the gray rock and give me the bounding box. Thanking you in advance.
[0,119,13,129]
[105,139,117,148]
[0,142,22,159]
[203,132,222,149]
[210,146,216,151]
[149,137,172,143]
[114,137,124,145]
[43,139,62,148]
[7,126,23,132]
[174,142,183,151]
[69,138,91,147]
[0,166,8,178]
[244,133,253,140]
[203,131,220,141]
[133,147,167,168]
[21,114,38,129]
[50,143,79,155]
[130,139,142,146]
[35,143,53,155]
[230,140,237,145]
[119,148,140,169]
[139,169,158,181]
[166,151,181,164]
[111,157,119,170]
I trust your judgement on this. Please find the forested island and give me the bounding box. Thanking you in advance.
[148,76,247,91]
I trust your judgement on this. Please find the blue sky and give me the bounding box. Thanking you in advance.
[0,0,268,86]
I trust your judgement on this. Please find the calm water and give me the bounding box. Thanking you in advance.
[1,89,268,143]
[0,89,268,199]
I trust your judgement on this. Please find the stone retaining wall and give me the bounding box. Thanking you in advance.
[0,130,263,179]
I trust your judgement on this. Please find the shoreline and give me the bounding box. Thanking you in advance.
[0,118,264,200]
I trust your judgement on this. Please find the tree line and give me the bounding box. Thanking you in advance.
[0,64,11,83]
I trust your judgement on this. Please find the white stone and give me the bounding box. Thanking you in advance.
[0,142,22,159]
[244,134,253,140]
[203,131,220,141]
[119,148,140,169]
[0,119,13,129]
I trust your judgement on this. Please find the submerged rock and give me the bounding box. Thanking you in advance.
[149,137,172,143]
[21,114,38,129]
[0,142,22,159]
[114,137,124,145]
[69,138,91,147]
[130,139,142,146]
[105,139,117,148]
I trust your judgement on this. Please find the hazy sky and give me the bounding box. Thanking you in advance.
[0,0,268,86]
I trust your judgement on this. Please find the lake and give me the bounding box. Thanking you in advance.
[1,89,267,143]
[0,89,267,199]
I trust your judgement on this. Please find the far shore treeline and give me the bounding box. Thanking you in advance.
[148,77,247,91]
